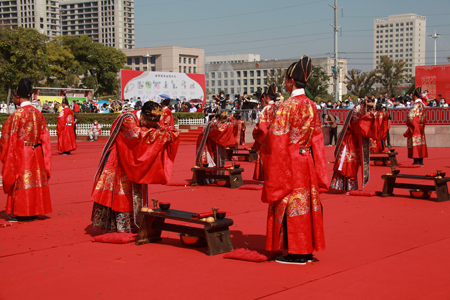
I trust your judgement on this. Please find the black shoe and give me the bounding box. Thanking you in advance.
[275,254,310,265]
[8,216,36,222]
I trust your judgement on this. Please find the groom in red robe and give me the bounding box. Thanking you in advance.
[57,97,77,155]
[0,78,52,222]
[261,56,329,264]
[404,87,427,166]
[91,101,179,232]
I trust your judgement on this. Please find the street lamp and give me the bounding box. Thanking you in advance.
[143,52,151,71]
[428,31,441,65]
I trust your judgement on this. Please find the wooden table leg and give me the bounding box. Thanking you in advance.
[204,227,233,256]
[434,180,450,202]
[229,172,243,189]
[135,215,165,245]
[382,176,396,197]
[389,153,398,169]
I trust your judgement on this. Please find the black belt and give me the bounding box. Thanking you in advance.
[24,142,41,149]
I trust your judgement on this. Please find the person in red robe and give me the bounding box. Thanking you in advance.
[91,101,180,232]
[0,78,52,222]
[261,56,329,264]
[232,112,246,146]
[330,100,389,191]
[57,98,77,155]
[404,87,428,166]
[160,98,174,127]
[195,111,236,170]
[252,83,277,181]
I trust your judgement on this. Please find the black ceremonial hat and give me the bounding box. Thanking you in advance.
[264,83,277,99]
[286,55,312,84]
[413,87,422,98]
[16,78,33,98]
[162,99,171,106]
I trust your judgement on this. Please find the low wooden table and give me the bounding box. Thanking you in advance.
[370,151,398,168]
[191,167,244,189]
[136,209,234,256]
[381,173,450,202]
[225,147,257,162]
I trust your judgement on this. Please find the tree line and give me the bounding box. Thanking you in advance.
[0,27,126,105]
[266,55,412,101]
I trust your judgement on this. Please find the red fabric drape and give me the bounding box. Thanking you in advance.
[404,101,428,159]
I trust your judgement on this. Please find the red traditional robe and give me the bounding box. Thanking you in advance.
[404,100,428,159]
[331,107,389,191]
[233,119,246,146]
[91,110,179,232]
[0,103,52,216]
[252,102,276,181]
[196,120,236,167]
[370,138,384,153]
[261,91,329,255]
[160,106,175,127]
[57,106,77,152]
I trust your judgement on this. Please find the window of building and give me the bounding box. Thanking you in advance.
[211,80,215,87]
[218,72,221,78]
[257,78,261,85]
[179,66,181,72]
[230,80,234,86]
[236,71,240,77]
[250,79,254,85]
[184,66,186,73]
[264,70,268,76]
[183,57,186,63]
[224,80,228,86]
[243,79,247,85]
[211,72,215,79]
[135,67,139,71]
[250,87,254,93]
[189,67,191,73]
[257,70,261,76]
[224,72,228,78]
[243,71,247,77]
[127,57,132,65]
[194,67,196,73]
[250,70,254,77]
[244,87,248,93]
[134,57,139,64]
[218,80,221,86]
[193,58,196,64]
[264,78,267,84]
[231,88,234,94]
[237,79,241,86]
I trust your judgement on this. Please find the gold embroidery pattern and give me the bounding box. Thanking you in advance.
[116,172,132,195]
[95,169,115,191]
[15,169,48,191]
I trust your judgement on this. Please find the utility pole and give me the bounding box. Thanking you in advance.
[329,0,341,103]
[428,31,441,65]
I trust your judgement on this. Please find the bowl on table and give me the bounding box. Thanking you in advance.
[159,202,171,210]
[392,170,400,175]
[238,157,246,161]
[234,164,240,169]
[216,211,226,219]
[409,189,431,199]
[203,164,209,168]
[217,180,228,187]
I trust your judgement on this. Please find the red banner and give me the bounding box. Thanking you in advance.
[415,64,450,100]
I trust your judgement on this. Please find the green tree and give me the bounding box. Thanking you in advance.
[62,35,126,96]
[375,55,408,95]
[0,27,48,105]
[266,67,286,94]
[46,37,81,88]
[306,65,330,99]
[346,69,377,98]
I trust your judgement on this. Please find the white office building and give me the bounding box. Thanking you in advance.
[373,13,426,76]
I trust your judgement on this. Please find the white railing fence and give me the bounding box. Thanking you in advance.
[178,118,206,125]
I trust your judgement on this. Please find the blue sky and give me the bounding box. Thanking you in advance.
[134,0,450,71]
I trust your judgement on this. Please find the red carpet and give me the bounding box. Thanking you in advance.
[1,142,450,299]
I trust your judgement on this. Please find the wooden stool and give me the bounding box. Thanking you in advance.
[191,167,244,189]
[136,209,234,256]
[370,151,398,168]
[381,173,450,202]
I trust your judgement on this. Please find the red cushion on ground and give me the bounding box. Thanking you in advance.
[238,184,263,190]
[92,233,137,244]
[167,181,191,186]
[348,191,382,197]
[223,248,283,262]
